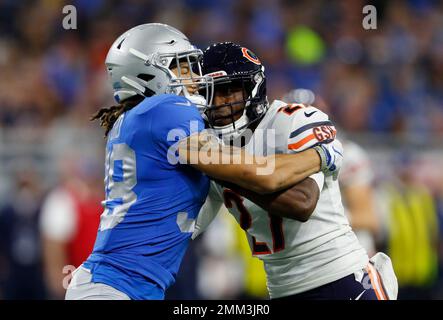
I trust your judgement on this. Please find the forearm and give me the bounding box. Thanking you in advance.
[266,149,320,193]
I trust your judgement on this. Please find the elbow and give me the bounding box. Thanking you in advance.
[288,201,315,222]
[270,178,320,222]
[296,193,318,222]
[294,204,315,222]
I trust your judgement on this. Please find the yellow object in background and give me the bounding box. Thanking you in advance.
[387,184,438,287]
[286,26,325,65]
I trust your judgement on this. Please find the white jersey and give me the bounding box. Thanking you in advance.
[198,100,369,298]
[340,139,376,255]
[340,140,374,187]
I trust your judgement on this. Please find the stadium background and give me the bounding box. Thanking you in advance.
[0,0,442,300]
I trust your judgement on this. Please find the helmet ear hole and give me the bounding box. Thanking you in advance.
[136,74,156,97]
[137,74,155,82]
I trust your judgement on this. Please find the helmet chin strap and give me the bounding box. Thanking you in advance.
[212,108,250,141]
[186,94,207,111]
[179,84,208,114]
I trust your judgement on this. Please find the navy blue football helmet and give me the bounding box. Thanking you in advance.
[201,42,268,140]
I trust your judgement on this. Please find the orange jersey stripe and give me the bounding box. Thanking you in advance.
[288,133,316,150]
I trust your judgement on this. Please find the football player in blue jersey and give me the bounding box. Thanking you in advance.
[65,24,342,300]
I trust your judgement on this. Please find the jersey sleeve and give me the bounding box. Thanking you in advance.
[192,181,226,240]
[309,172,325,192]
[273,103,337,153]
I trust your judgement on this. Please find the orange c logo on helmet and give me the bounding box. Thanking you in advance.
[241,47,261,65]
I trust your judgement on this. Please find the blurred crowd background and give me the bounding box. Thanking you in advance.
[0,0,442,300]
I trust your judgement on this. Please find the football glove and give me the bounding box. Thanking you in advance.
[313,139,343,180]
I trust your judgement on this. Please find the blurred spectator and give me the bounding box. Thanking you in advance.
[340,139,381,257]
[165,237,203,300]
[0,0,442,138]
[196,212,244,299]
[381,153,439,299]
[436,180,443,299]
[39,153,103,299]
[193,210,269,300]
[229,217,268,300]
[0,170,47,299]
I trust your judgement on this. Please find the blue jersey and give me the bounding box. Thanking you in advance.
[83,94,209,300]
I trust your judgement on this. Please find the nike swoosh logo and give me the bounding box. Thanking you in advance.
[175,100,192,107]
[304,111,317,117]
[353,290,366,300]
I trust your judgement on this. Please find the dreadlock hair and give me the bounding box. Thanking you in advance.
[91,95,144,137]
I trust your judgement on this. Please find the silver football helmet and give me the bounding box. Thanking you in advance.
[105,23,213,110]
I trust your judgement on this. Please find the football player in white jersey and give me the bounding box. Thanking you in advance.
[192,42,397,300]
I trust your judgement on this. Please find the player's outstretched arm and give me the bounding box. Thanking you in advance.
[178,132,339,194]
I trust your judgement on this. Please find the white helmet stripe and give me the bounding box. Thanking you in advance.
[121,76,147,95]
